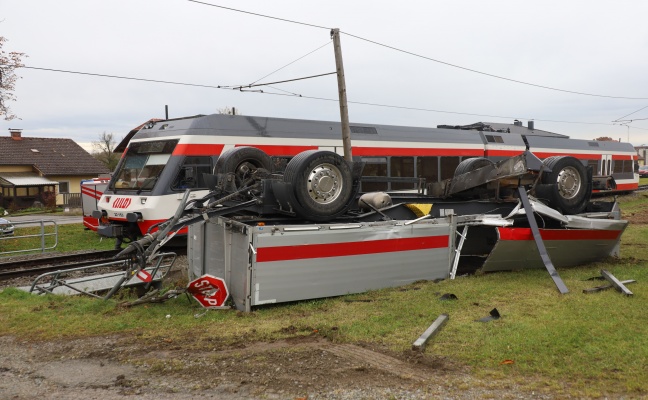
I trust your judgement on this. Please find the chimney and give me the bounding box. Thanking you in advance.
[513,120,523,127]
[9,128,22,140]
[528,120,535,130]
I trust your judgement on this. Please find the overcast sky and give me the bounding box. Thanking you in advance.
[2,0,648,150]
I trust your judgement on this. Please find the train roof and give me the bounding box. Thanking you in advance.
[436,121,569,138]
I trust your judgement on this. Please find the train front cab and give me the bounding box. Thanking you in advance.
[95,138,214,248]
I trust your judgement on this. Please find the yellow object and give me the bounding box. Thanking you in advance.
[405,204,432,217]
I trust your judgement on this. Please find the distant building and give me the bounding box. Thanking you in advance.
[0,129,110,210]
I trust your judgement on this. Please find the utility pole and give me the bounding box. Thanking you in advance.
[331,28,353,162]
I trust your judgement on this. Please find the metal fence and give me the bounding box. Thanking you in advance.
[0,220,59,256]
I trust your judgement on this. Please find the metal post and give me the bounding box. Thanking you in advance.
[40,220,45,253]
[331,28,353,162]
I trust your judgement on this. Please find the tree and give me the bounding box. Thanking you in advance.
[92,132,120,171]
[217,106,241,115]
[594,136,616,141]
[0,36,27,121]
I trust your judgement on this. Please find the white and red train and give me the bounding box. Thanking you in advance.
[90,114,638,245]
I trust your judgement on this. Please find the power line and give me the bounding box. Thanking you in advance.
[613,104,648,122]
[222,72,337,90]
[187,0,329,30]
[10,63,621,127]
[249,40,332,85]
[187,0,648,101]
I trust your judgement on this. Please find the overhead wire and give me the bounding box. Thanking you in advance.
[249,40,332,85]
[187,0,648,100]
[6,63,620,127]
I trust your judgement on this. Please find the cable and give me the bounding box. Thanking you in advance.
[614,105,648,122]
[8,63,621,127]
[341,32,648,100]
[186,1,648,100]
[249,40,332,85]
[221,72,336,90]
[187,0,330,30]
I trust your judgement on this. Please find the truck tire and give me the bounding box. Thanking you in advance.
[283,150,353,219]
[214,146,273,188]
[536,156,589,214]
[454,157,494,176]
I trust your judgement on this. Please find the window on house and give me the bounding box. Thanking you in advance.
[59,181,70,193]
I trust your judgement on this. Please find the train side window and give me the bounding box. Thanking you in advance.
[361,157,388,192]
[587,159,599,173]
[391,156,415,190]
[172,156,212,190]
[613,160,624,174]
[417,156,439,184]
[440,156,461,180]
[271,157,290,172]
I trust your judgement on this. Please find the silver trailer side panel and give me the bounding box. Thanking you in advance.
[190,218,455,311]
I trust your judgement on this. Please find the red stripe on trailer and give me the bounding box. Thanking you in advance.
[236,144,318,156]
[256,235,449,263]
[497,227,622,241]
[352,147,483,157]
[173,143,225,156]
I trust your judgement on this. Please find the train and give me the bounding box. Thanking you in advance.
[91,113,638,247]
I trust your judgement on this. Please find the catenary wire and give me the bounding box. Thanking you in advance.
[7,63,619,127]
[187,0,648,100]
[249,40,332,85]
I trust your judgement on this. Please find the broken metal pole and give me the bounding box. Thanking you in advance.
[583,279,636,294]
[600,269,634,296]
[517,187,569,294]
[412,314,449,352]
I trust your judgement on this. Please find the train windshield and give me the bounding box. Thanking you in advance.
[111,139,178,191]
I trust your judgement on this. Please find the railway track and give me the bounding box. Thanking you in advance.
[0,246,188,281]
[0,250,125,281]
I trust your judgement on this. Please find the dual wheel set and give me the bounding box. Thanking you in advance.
[215,147,591,220]
[455,155,591,215]
[214,147,356,221]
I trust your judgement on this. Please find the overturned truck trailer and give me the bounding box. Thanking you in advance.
[153,148,626,312]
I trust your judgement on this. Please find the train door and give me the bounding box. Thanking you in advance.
[601,154,612,176]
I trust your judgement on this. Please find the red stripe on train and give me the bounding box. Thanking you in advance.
[173,144,225,156]
[352,148,483,157]
[256,235,450,263]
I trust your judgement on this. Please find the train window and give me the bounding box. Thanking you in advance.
[112,139,179,190]
[417,156,439,185]
[272,157,290,172]
[587,159,599,172]
[172,156,212,190]
[361,157,388,192]
[613,160,624,174]
[440,156,461,180]
[391,157,415,190]
[485,135,504,143]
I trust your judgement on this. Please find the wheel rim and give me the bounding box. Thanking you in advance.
[555,166,581,199]
[307,163,344,204]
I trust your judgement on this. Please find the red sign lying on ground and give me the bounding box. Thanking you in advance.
[187,275,229,308]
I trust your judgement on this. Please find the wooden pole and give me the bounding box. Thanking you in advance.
[331,28,353,162]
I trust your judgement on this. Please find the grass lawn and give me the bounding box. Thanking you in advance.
[1,193,647,397]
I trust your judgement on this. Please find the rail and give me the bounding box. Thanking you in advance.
[0,220,58,256]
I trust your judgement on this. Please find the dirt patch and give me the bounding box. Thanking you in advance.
[0,333,560,400]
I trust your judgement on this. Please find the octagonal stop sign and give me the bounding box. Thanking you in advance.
[187,275,229,308]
